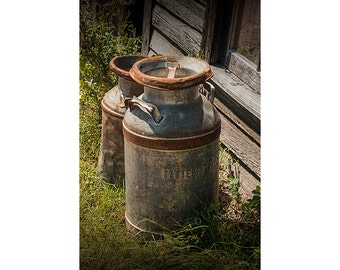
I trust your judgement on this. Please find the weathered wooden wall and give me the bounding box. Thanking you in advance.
[141,0,260,197]
[226,51,261,94]
[143,0,205,57]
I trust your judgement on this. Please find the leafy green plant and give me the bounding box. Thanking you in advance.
[80,0,141,110]
[242,186,261,221]
[219,144,241,201]
[227,175,240,200]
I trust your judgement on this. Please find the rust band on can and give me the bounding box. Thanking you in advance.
[123,123,221,150]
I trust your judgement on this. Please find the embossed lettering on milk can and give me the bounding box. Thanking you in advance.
[97,55,146,184]
[123,56,221,236]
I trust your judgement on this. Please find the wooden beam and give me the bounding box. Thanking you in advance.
[202,0,236,64]
[201,0,217,62]
[230,0,245,50]
[141,0,153,55]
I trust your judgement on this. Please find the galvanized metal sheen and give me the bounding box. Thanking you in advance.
[124,56,221,235]
[97,55,145,184]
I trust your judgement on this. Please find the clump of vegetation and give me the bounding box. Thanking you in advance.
[80,0,141,110]
[79,1,260,268]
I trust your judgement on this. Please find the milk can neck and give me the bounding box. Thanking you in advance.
[118,77,143,96]
[142,86,200,104]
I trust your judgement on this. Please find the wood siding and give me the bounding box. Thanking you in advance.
[141,0,260,197]
[146,0,205,57]
[226,51,261,94]
[152,4,202,56]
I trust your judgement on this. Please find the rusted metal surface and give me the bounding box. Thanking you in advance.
[123,56,221,235]
[97,55,145,184]
[123,122,220,150]
[109,55,146,81]
[97,111,125,184]
[100,79,142,119]
[125,139,220,235]
[129,55,213,90]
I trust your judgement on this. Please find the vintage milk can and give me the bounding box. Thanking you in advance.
[123,56,221,235]
[97,55,145,184]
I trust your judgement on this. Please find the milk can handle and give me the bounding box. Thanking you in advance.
[200,81,215,103]
[124,96,163,124]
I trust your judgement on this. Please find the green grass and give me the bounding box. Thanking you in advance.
[79,6,260,268]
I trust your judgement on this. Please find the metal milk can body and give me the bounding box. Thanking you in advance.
[97,55,145,184]
[123,56,221,235]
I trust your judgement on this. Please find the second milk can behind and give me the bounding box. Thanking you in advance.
[123,56,221,236]
[97,55,145,184]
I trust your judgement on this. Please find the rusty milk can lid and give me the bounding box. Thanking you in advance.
[129,55,213,90]
[109,55,147,81]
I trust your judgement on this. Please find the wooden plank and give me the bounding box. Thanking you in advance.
[226,50,261,94]
[147,48,157,57]
[215,96,260,195]
[152,4,202,56]
[230,0,245,50]
[213,94,260,145]
[141,0,153,55]
[156,0,205,33]
[211,64,260,120]
[149,29,185,56]
[202,0,235,64]
[218,107,261,178]
[201,0,217,62]
[239,165,260,199]
[195,0,206,6]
